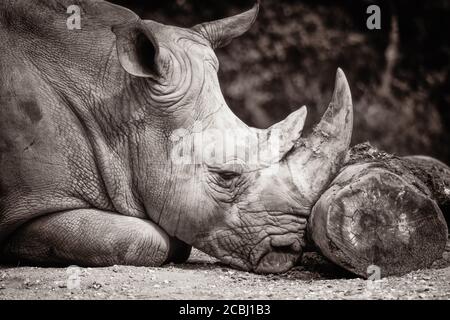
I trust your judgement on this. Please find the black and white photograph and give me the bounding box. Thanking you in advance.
[0,0,449,303]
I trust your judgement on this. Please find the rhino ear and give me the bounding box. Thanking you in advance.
[112,22,163,79]
[192,2,259,49]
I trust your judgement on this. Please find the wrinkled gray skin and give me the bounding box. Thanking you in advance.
[0,0,353,273]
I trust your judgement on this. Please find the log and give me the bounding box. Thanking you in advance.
[402,155,450,221]
[308,143,449,278]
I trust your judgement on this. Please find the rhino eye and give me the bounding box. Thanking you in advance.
[217,171,240,181]
[207,163,245,186]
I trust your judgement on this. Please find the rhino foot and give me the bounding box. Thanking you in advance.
[1,209,191,267]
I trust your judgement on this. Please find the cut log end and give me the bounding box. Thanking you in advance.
[309,164,448,278]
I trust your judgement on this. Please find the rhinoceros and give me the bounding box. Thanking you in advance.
[0,0,353,273]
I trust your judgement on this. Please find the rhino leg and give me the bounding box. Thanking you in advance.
[1,209,191,266]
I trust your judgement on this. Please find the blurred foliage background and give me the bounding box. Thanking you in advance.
[111,0,450,163]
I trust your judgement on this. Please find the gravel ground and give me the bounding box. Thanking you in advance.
[0,245,449,300]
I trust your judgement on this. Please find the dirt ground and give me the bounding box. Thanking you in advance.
[0,246,449,300]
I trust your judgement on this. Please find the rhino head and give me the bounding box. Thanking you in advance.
[109,3,353,273]
[2,0,352,273]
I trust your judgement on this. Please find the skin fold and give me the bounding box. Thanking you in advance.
[0,0,353,273]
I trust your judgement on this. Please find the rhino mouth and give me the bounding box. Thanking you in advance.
[199,228,304,274]
[252,236,303,274]
[254,250,299,274]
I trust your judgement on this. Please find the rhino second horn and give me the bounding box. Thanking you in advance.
[268,106,307,156]
[287,68,354,203]
[192,2,259,49]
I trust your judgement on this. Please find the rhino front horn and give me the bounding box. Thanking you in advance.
[192,2,259,49]
[287,68,353,204]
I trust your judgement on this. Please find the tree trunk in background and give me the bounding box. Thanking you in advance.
[308,143,449,278]
[379,14,399,98]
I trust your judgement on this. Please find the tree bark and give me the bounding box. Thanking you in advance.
[308,143,449,278]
